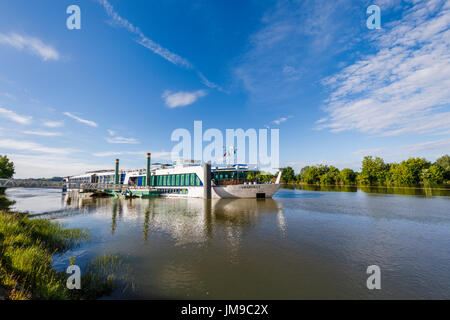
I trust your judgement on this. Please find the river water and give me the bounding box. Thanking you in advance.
[5,187,450,299]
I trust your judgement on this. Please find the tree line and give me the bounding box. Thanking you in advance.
[280,155,450,187]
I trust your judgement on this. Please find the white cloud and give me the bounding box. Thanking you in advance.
[0,106,32,124]
[273,115,292,125]
[162,90,207,108]
[106,136,139,144]
[63,112,98,127]
[93,150,172,160]
[234,0,358,104]
[43,121,64,128]
[6,153,108,178]
[105,129,139,144]
[0,139,75,154]
[0,32,59,61]
[97,0,226,92]
[318,0,450,136]
[197,72,227,93]
[97,0,192,68]
[23,130,62,137]
[352,138,450,162]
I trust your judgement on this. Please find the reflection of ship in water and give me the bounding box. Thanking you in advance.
[60,194,286,245]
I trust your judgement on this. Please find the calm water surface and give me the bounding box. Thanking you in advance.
[5,187,450,299]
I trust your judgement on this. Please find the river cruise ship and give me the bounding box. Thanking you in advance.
[65,160,281,199]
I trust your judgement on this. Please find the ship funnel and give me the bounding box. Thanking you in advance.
[146,153,151,186]
[114,159,120,184]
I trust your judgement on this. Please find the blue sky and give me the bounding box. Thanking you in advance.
[0,0,449,178]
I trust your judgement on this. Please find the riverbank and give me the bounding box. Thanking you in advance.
[0,193,123,300]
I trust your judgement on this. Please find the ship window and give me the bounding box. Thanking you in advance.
[180,174,185,186]
[171,175,175,186]
[176,174,180,186]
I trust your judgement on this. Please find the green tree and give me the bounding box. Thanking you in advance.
[358,156,390,185]
[340,168,357,185]
[256,172,273,183]
[320,173,333,185]
[435,154,450,181]
[421,165,445,185]
[319,166,340,185]
[296,166,310,183]
[0,155,15,179]
[390,158,430,186]
[281,166,296,183]
[302,166,320,184]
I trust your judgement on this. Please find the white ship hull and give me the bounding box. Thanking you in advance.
[158,183,281,199]
[212,184,280,199]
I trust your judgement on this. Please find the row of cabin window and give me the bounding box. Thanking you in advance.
[69,177,89,183]
[213,172,248,180]
[131,173,202,187]
[154,173,202,187]
[98,174,125,184]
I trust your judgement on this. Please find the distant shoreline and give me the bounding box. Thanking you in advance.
[283,182,450,191]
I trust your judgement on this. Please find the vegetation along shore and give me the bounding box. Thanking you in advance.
[0,155,129,300]
[277,155,450,188]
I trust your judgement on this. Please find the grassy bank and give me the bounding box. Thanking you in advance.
[0,193,127,300]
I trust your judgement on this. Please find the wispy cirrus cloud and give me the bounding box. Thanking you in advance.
[352,138,450,162]
[106,137,139,144]
[234,0,359,104]
[273,115,292,125]
[63,112,98,127]
[43,120,64,128]
[106,129,139,144]
[318,0,450,136]
[0,106,32,124]
[23,130,62,137]
[7,153,107,178]
[97,0,224,92]
[97,0,192,68]
[0,139,75,154]
[93,150,171,159]
[0,32,59,61]
[162,90,207,108]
